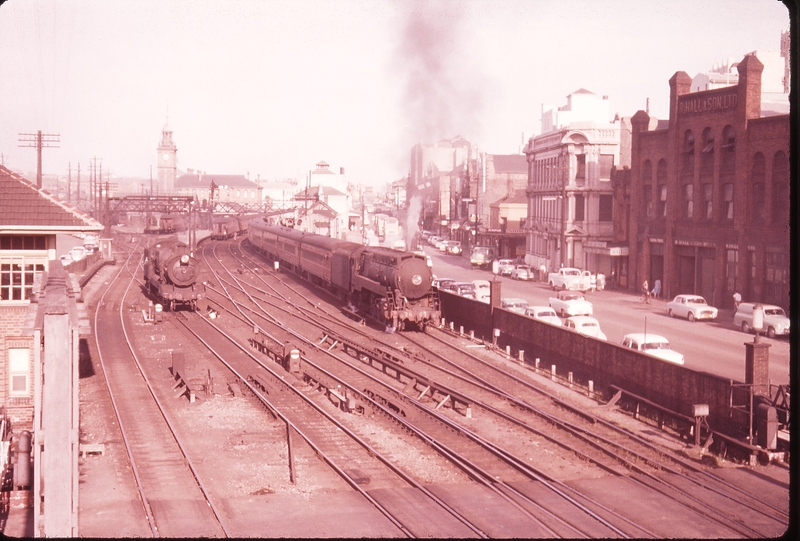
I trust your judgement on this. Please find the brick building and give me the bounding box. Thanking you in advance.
[0,166,102,430]
[625,54,789,309]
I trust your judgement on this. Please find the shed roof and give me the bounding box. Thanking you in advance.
[0,165,103,233]
[176,173,260,189]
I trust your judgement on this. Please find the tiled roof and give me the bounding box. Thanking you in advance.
[176,174,260,189]
[491,154,527,173]
[0,166,103,232]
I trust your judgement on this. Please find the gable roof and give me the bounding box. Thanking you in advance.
[304,184,348,198]
[490,190,528,207]
[175,173,260,189]
[491,154,527,173]
[0,166,103,233]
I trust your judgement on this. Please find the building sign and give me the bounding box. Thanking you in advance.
[678,92,738,116]
[609,246,628,256]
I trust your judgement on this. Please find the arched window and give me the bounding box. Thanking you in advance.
[642,160,653,219]
[657,159,667,217]
[682,183,693,219]
[772,151,789,225]
[701,128,714,169]
[721,125,736,169]
[683,130,695,173]
[751,153,765,223]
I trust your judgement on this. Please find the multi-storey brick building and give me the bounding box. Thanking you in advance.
[625,54,789,309]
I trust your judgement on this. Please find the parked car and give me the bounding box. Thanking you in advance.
[435,239,449,252]
[548,290,593,317]
[412,250,433,267]
[500,298,528,314]
[69,245,87,261]
[524,306,562,326]
[734,303,790,338]
[666,295,718,321]
[432,277,456,290]
[510,264,533,280]
[497,259,515,276]
[444,240,463,255]
[581,270,597,291]
[621,333,684,364]
[447,281,475,298]
[472,280,491,303]
[428,235,441,247]
[563,316,607,340]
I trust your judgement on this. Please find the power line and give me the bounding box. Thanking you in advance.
[18,130,60,188]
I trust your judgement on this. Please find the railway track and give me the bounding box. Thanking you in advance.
[92,242,230,538]
[199,236,789,538]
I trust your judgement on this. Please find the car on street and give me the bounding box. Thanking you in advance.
[510,264,533,280]
[500,298,528,314]
[444,240,463,255]
[734,303,790,338]
[524,306,562,326]
[563,316,607,340]
[435,239,449,252]
[412,250,433,267]
[620,333,685,364]
[665,295,718,322]
[472,280,491,303]
[428,235,441,247]
[497,259,515,276]
[446,281,475,298]
[69,245,87,261]
[548,290,593,317]
[432,277,456,290]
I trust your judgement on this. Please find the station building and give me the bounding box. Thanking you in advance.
[625,53,789,309]
[0,166,102,430]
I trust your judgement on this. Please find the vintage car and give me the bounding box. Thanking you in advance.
[472,280,491,303]
[444,240,463,255]
[621,333,684,364]
[734,303,790,338]
[444,281,475,299]
[497,259,515,276]
[500,298,529,314]
[524,306,562,326]
[510,264,533,280]
[548,290,593,317]
[666,295,718,322]
[563,316,607,340]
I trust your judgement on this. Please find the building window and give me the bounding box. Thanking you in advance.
[701,128,714,169]
[682,184,693,219]
[765,252,788,304]
[722,183,734,220]
[574,194,585,221]
[683,130,695,173]
[643,185,653,219]
[750,153,765,223]
[752,183,765,223]
[726,249,738,296]
[658,184,667,217]
[576,155,586,182]
[598,195,613,222]
[0,235,47,250]
[8,348,30,397]
[721,125,736,169]
[702,184,713,220]
[1,257,47,302]
[772,151,789,226]
[599,155,613,180]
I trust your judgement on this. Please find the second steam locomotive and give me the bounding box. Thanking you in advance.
[143,239,205,311]
[248,219,440,330]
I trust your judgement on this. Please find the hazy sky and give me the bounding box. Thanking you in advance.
[0,0,791,188]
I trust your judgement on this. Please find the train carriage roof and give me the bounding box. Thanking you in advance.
[300,234,361,252]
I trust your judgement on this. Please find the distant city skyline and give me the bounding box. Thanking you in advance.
[0,0,791,187]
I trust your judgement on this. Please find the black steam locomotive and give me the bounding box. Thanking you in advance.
[143,239,205,311]
[247,219,440,330]
[210,215,250,240]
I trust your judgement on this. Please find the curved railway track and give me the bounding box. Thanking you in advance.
[92,241,230,538]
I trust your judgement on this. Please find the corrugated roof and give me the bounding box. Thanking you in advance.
[0,166,103,231]
[176,174,260,189]
[491,154,527,173]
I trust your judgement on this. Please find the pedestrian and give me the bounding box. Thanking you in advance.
[642,280,650,303]
[539,263,547,282]
[733,291,742,311]
[651,278,662,300]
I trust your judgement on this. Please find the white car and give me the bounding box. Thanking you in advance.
[472,280,491,303]
[510,264,533,280]
[734,303,790,338]
[548,290,593,317]
[497,259,515,276]
[563,316,607,340]
[666,295,718,322]
[500,298,528,314]
[621,333,684,365]
[524,306,562,326]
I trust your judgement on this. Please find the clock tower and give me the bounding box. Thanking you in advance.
[157,121,177,194]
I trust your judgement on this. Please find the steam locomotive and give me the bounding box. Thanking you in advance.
[247,219,440,330]
[143,239,205,311]
[210,215,250,240]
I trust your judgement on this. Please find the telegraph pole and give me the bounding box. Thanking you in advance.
[18,130,60,188]
[67,163,72,203]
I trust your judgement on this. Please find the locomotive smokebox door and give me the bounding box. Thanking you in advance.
[283,343,301,373]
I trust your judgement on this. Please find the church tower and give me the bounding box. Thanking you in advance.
[157,121,177,194]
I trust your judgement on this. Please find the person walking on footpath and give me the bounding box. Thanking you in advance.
[733,291,742,312]
[651,278,662,300]
[641,280,650,304]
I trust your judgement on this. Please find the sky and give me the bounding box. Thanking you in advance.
[0,0,792,189]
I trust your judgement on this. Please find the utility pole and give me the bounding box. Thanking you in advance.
[18,130,60,188]
[76,163,81,207]
[67,163,72,203]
